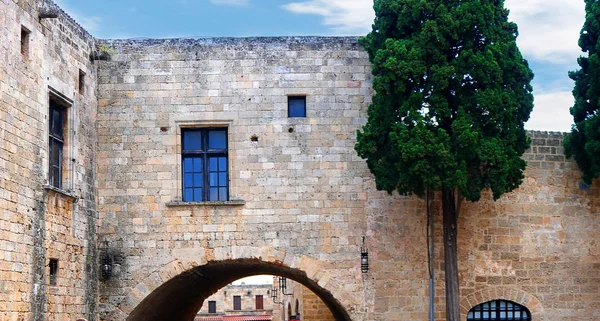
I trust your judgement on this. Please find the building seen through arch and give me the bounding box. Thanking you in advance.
[195,281,275,321]
[193,275,335,321]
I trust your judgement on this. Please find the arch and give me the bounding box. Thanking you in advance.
[120,256,352,321]
[295,298,300,316]
[467,299,530,320]
[460,287,544,321]
[287,302,292,320]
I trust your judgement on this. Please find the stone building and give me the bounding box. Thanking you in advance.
[1,1,599,321]
[278,277,335,321]
[0,0,99,321]
[195,282,276,321]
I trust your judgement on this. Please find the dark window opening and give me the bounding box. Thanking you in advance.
[233,295,241,311]
[182,128,228,202]
[21,26,30,59]
[49,100,65,188]
[467,300,531,321]
[78,69,85,95]
[49,259,58,285]
[255,295,263,310]
[208,300,216,313]
[288,96,306,117]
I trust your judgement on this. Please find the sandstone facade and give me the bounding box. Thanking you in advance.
[0,1,99,321]
[0,1,599,321]
[285,278,335,321]
[195,282,275,319]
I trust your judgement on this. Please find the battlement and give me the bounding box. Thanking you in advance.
[524,130,568,168]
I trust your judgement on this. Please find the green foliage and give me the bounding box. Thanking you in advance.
[98,43,116,55]
[356,0,534,201]
[565,0,600,184]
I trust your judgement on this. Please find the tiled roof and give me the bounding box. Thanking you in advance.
[224,316,272,321]
[195,316,272,321]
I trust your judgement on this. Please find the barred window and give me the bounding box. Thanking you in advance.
[467,300,531,321]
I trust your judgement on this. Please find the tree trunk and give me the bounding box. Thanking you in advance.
[442,187,460,321]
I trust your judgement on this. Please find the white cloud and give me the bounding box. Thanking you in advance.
[281,0,585,63]
[209,0,249,6]
[505,0,585,64]
[282,0,374,35]
[280,0,580,131]
[526,91,574,132]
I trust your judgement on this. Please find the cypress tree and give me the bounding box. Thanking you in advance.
[565,0,600,185]
[356,1,534,319]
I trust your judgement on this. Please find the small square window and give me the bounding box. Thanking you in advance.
[182,128,228,202]
[21,26,30,59]
[288,96,306,117]
[49,259,58,285]
[78,69,86,95]
[208,301,216,313]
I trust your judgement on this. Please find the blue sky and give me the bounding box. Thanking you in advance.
[54,0,586,132]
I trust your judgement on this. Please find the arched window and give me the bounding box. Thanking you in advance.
[467,300,531,321]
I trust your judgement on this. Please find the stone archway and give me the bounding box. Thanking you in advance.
[460,287,544,321]
[120,258,352,321]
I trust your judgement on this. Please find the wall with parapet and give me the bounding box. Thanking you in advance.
[95,37,599,321]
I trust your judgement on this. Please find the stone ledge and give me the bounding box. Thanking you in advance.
[44,185,80,202]
[165,200,246,207]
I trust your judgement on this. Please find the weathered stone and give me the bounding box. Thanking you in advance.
[2,1,600,321]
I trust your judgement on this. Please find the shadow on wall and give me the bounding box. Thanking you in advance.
[124,258,351,321]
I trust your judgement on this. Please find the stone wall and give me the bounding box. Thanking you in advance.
[95,37,600,321]
[456,131,600,321]
[286,279,335,321]
[0,0,99,320]
[95,36,375,320]
[1,2,599,319]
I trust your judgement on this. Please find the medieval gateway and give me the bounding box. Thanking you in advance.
[1,0,599,320]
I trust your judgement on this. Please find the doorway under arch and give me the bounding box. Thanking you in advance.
[125,258,351,321]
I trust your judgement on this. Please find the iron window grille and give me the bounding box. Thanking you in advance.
[182,128,228,202]
[49,100,64,188]
[467,300,531,321]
